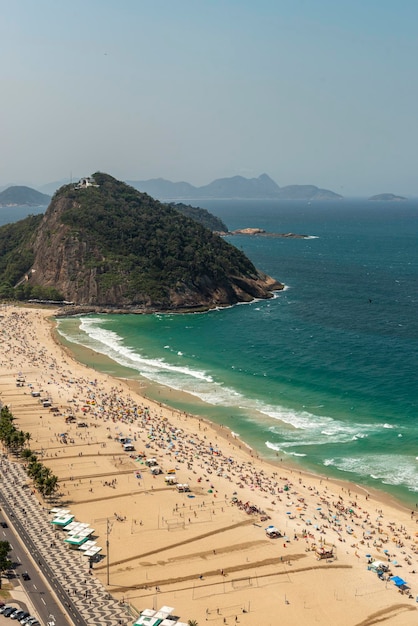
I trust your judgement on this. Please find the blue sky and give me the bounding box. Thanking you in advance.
[2,0,418,195]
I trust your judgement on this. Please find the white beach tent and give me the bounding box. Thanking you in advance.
[133,616,161,626]
[83,546,102,557]
[154,606,174,619]
[49,507,70,516]
[133,607,176,626]
[76,527,95,537]
[63,521,83,532]
[78,540,97,551]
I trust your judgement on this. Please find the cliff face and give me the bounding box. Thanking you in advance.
[26,173,283,310]
[31,196,97,303]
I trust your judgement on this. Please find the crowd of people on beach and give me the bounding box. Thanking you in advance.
[2,307,418,613]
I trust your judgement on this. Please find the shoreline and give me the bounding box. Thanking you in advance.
[1,304,418,626]
[54,312,417,514]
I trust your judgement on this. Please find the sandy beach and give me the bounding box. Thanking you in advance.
[1,304,418,626]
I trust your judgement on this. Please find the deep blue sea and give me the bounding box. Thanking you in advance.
[3,200,418,506]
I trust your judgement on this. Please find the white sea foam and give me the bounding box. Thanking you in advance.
[58,317,214,384]
[265,441,307,457]
[57,316,388,467]
[265,441,280,451]
[322,455,418,493]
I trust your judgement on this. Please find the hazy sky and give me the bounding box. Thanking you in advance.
[2,0,418,195]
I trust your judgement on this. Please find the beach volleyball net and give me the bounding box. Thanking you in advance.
[166,518,185,531]
[231,577,255,590]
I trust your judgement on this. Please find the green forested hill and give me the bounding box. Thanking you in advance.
[0,173,282,309]
[0,186,50,206]
[167,202,227,232]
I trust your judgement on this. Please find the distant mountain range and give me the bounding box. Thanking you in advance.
[368,193,407,201]
[0,186,50,207]
[1,178,411,204]
[126,174,343,201]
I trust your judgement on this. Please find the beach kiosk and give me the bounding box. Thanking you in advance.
[51,513,74,527]
[133,607,178,626]
[64,534,89,547]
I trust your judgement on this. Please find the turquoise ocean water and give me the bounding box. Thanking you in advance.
[3,200,417,506]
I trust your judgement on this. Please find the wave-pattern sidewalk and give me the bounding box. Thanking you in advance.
[0,457,132,626]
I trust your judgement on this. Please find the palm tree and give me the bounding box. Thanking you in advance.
[187,621,198,626]
[0,541,12,590]
[35,466,52,494]
[43,475,59,499]
[21,448,35,461]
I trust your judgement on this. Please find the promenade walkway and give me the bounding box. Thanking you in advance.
[0,457,132,626]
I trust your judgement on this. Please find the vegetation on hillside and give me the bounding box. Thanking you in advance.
[56,173,258,303]
[0,214,63,301]
[0,172,280,307]
[167,202,227,232]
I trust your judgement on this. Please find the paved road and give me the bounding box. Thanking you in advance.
[0,457,132,626]
[1,514,73,625]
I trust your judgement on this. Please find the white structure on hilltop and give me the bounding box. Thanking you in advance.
[75,176,99,189]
